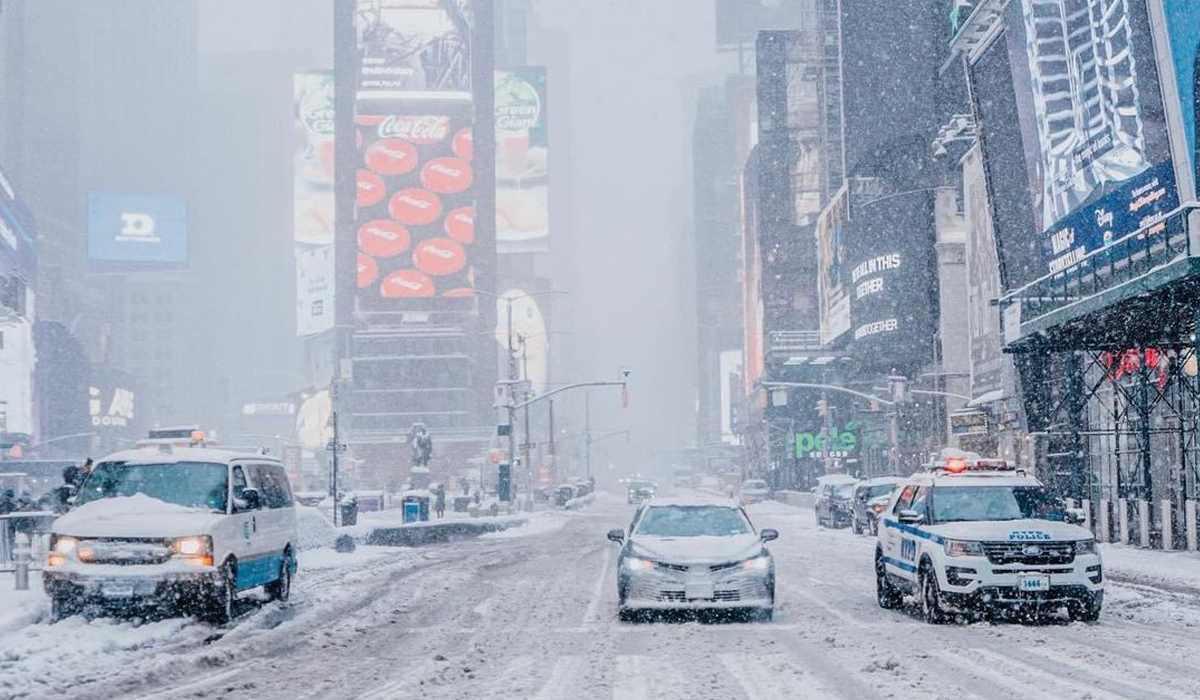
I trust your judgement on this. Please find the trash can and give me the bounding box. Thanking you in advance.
[401,492,432,522]
[339,496,358,527]
[453,495,472,513]
[403,501,420,523]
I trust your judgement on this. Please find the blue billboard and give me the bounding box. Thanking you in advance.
[1163,0,1199,181]
[87,193,188,264]
[0,164,37,281]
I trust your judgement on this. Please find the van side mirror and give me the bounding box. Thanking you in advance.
[760,528,779,542]
[606,529,625,544]
[238,488,262,511]
[898,509,923,525]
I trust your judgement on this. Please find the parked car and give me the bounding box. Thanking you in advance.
[555,484,576,507]
[44,446,298,624]
[738,479,771,505]
[814,474,859,528]
[607,497,777,621]
[851,477,904,535]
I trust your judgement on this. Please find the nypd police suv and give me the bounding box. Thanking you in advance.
[874,451,1102,623]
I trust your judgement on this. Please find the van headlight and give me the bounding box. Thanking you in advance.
[944,539,985,557]
[51,535,79,554]
[1075,538,1096,555]
[171,536,214,565]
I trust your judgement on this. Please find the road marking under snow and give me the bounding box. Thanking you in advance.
[532,656,588,700]
[612,655,652,700]
[934,647,1127,700]
[582,544,613,625]
[720,652,832,699]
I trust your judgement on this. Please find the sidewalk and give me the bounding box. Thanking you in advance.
[1099,543,1200,595]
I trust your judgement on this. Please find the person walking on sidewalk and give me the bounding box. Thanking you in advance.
[434,484,446,519]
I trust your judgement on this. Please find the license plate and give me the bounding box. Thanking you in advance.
[101,581,136,598]
[1018,574,1050,592]
[685,583,715,600]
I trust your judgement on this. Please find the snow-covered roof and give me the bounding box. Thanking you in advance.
[97,446,282,466]
[859,476,904,487]
[644,496,741,508]
[815,473,859,485]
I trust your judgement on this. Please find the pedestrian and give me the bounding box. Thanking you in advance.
[52,466,80,514]
[0,488,16,516]
[435,484,446,519]
[72,458,93,490]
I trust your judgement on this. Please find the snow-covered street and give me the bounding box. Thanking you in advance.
[2,494,1199,699]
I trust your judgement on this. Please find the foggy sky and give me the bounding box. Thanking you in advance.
[530,0,729,469]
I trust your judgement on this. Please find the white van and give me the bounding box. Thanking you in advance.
[43,446,298,624]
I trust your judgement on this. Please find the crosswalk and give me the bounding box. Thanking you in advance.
[451,645,1200,700]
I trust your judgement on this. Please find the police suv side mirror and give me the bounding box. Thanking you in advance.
[607,529,625,544]
[898,509,923,525]
[1064,508,1086,526]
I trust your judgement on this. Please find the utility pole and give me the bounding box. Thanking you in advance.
[520,334,533,507]
[328,412,345,526]
[504,298,517,503]
[585,393,593,480]
[548,398,556,481]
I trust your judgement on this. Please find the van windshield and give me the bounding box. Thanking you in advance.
[75,461,228,513]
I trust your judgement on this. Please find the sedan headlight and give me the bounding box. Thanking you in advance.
[742,554,772,571]
[944,539,985,557]
[1075,538,1096,555]
[623,556,654,571]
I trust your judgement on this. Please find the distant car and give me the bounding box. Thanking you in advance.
[607,497,777,621]
[627,480,656,505]
[851,477,903,535]
[555,485,576,507]
[814,475,859,528]
[738,479,771,505]
[44,447,298,624]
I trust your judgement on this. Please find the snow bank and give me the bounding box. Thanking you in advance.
[296,505,337,551]
[479,512,566,540]
[1100,543,1200,594]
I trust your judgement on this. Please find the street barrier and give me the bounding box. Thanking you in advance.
[773,490,815,509]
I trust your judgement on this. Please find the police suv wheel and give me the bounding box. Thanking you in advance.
[919,563,948,624]
[875,551,903,610]
[1069,592,1102,622]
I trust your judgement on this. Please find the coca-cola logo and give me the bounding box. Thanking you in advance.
[357,170,386,208]
[357,253,379,288]
[365,139,418,176]
[453,127,473,161]
[380,269,435,298]
[358,220,411,258]
[389,188,443,226]
[421,157,473,194]
[378,115,450,144]
[444,207,475,244]
[413,238,467,276]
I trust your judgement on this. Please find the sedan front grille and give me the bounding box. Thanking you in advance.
[983,541,1075,566]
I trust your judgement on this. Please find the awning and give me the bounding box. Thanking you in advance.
[967,389,1004,408]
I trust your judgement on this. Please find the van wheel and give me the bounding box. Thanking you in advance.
[202,560,237,625]
[266,549,293,602]
[851,518,862,535]
[875,550,903,610]
[50,593,79,622]
[919,562,948,624]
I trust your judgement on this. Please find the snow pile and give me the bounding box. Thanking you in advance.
[1099,543,1200,594]
[480,512,565,540]
[564,492,595,510]
[296,505,337,551]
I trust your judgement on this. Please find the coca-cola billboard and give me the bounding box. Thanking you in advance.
[354,108,478,310]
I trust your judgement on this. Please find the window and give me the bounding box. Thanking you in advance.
[76,461,228,513]
[250,464,292,509]
[635,505,752,537]
[892,485,917,515]
[909,487,930,519]
[231,466,248,503]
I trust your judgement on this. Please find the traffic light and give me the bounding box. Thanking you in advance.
[816,398,828,417]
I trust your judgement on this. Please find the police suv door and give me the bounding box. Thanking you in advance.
[882,485,916,576]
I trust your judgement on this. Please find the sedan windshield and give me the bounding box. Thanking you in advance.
[742,480,767,490]
[931,486,1065,524]
[635,505,752,537]
[75,461,229,513]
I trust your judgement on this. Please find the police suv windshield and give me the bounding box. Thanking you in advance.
[931,486,1066,524]
[635,505,752,537]
[76,461,229,513]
